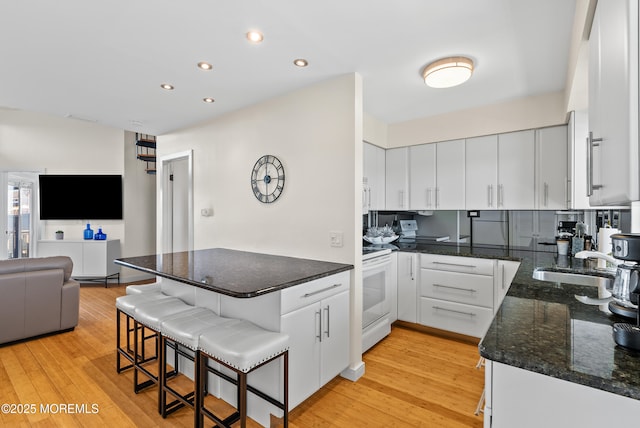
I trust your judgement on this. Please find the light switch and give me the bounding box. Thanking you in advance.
[330,231,343,247]
[201,208,213,217]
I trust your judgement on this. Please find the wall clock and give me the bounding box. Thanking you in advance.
[250,154,285,203]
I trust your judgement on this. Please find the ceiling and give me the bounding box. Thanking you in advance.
[0,0,577,136]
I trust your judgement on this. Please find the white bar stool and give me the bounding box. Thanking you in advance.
[159,307,235,419]
[126,282,161,295]
[195,319,289,428]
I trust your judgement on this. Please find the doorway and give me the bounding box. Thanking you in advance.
[2,172,38,260]
[158,151,193,254]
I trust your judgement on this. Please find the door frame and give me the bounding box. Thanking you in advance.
[157,150,194,254]
[1,171,40,260]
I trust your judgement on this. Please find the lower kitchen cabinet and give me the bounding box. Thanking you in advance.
[397,252,417,323]
[418,254,497,338]
[280,272,350,409]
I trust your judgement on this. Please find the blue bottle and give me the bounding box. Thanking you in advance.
[84,224,94,240]
[94,227,107,240]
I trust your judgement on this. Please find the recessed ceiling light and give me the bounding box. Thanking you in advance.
[160,83,175,90]
[293,58,308,67]
[203,97,215,103]
[246,30,264,43]
[422,56,474,88]
[197,62,213,70]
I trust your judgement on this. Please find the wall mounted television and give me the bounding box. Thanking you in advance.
[39,174,123,220]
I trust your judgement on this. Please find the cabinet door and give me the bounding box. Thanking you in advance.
[397,252,417,323]
[363,142,386,211]
[281,302,321,409]
[495,261,520,310]
[588,0,639,205]
[498,130,535,209]
[436,139,465,209]
[319,290,350,386]
[465,135,497,209]
[83,242,107,276]
[385,147,409,210]
[409,144,436,210]
[536,126,568,209]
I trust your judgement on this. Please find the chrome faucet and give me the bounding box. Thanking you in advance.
[574,250,621,270]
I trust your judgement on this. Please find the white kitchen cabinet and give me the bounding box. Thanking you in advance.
[498,130,535,209]
[588,0,639,205]
[37,239,120,280]
[409,143,436,210]
[280,272,350,409]
[419,254,496,338]
[385,147,409,210]
[436,139,465,209]
[397,252,417,323]
[484,361,640,428]
[465,135,498,209]
[535,125,568,209]
[363,142,386,212]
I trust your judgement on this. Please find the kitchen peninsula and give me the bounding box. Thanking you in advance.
[115,248,353,426]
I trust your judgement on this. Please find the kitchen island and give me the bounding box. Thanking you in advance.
[385,240,640,427]
[115,248,354,426]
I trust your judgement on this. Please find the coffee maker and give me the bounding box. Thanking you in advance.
[609,233,640,351]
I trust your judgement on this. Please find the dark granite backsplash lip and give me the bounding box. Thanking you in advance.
[394,243,640,401]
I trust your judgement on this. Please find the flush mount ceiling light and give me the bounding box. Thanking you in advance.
[197,62,213,70]
[203,97,215,103]
[293,58,308,67]
[422,56,474,88]
[160,83,175,90]
[246,30,264,43]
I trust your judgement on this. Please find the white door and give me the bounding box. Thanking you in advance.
[536,125,568,209]
[2,172,37,260]
[409,143,436,210]
[159,151,193,254]
[465,135,497,209]
[498,130,535,209]
[436,139,465,209]
[385,147,409,210]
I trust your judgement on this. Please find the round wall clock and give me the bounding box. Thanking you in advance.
[250,154,285,203]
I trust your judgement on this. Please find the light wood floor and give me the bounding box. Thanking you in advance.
[0,283,484,427]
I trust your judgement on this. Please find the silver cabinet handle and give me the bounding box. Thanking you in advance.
[487,185,493,208]
[315,310,322,342]
[498,184,504,207]
[303,283,341,298]
[399,190,404,208]
[501,263,506,290]
[433,306,476,317]
[432,261,477,269]
[435,187,440,208]
[544,183,549,207]
[587,132,603,196]
[433,283,477,293]
[324,306,330,338]
[410,256,414,281]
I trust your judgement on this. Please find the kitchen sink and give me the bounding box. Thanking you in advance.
[532,268,614,288]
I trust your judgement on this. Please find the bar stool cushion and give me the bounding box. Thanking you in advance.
[198,320,289,373]
[161,308,234,351]
[126,282,161,295]
[115,292,173,317]
[134,298,194,331]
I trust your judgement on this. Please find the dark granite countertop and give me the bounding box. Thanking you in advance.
[389,240,640,401]
[115,248,353,298]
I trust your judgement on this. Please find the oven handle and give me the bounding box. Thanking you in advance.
[303,283,342,298]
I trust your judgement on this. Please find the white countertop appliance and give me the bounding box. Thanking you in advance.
[399,220,418,239]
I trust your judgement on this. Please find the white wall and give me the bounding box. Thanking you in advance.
[387,91,567,147]
[0,109,156,281]
[157,74,360,264]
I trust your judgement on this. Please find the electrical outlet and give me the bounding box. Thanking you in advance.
[330,231,344,247]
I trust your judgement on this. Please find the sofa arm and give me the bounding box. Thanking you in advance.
[61,279,80,330]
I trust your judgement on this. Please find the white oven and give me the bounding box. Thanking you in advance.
[362,248,393,352]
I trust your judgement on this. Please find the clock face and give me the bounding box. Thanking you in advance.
[250,155,285,203]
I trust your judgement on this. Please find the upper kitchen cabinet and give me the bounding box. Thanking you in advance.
[363,142,386,212]
[588,0,639,205]
[386,147,409,210]
[465,130,535,210]
[535,125,568,210]
[408,140,465,211]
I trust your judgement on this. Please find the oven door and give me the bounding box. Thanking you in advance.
[362,253,392,329]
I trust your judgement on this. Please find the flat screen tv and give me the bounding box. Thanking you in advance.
[39,174,123,220]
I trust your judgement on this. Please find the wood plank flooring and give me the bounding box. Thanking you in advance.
[0,283,484,427]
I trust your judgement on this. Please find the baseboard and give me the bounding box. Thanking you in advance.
[340,361,365,382]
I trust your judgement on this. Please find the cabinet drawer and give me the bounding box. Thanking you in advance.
[281,271,349,315]
[419,297,494,338]
[420,254,495,276]
[420,269,493,308]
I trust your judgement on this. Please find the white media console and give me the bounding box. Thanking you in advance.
[37,239,121,286]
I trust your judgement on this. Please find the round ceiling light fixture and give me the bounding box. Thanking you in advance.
[197,62,213,70]
[422,56,474,88]
[293,58,308,67]
[203,97,215,103]
[246,30,264,43]
[160,83,175,90]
